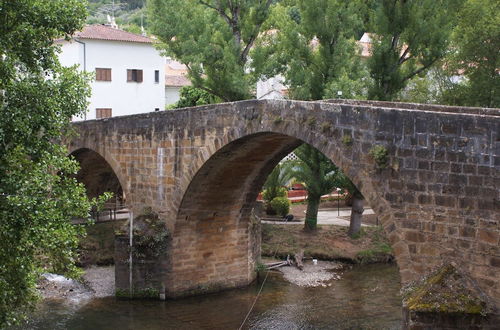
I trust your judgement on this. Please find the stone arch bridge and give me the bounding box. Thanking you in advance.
[69,99,499,309]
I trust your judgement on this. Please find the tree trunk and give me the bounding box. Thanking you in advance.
[348,196,364,237]
[304,194,320,231]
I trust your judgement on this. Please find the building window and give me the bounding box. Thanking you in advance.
[154,70,159,83]
[95,68,111,81]
[96,108,112,119]
[127,69,143,83]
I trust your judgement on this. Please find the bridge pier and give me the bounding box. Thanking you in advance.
[114,206,261,299]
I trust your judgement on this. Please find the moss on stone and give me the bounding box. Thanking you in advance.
[403,264,489,315]
[116,287,159,299]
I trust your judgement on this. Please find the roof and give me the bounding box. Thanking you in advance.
[165,75,191,87]
[73,24,152,44]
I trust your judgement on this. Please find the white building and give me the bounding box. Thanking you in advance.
[165,58,191,106]
[56,24,165,120]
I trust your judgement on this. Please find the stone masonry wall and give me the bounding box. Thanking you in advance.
[69,99,499,308]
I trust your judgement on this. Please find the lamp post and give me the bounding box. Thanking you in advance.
[336,188,342,216]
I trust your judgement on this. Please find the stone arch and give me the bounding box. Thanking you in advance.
[69,148,126,207]
[169,130,399,297]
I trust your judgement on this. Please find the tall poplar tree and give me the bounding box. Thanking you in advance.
[253,0,368,100]
[367,0,464,101]
[148,0,275,102]
[0,0,94,326]
[442,0,499,108]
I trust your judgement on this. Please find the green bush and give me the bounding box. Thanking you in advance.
[262,187,287,203]
[369,145,389,169]
[270,197,290,217]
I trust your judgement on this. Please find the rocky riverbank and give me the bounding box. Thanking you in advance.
[37,266,115,301]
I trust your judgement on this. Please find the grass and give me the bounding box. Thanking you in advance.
[261,223,394,264]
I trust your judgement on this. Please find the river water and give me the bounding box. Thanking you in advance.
[19,264,402,329]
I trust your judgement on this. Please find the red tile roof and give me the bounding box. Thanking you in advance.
[74,24,152,43]
[165,75,191,87]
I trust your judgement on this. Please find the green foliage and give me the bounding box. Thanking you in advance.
[0,0,93,326]
[86,0,147,33]
[168,86,220,109]
[149,0,275,101]
[439,0,499,108]
[270,197,290,217]
[132,208,170,259]
[288,144,340,230]
[262,163,292,202]
[262,187,287,203]
[355,226,392,263]
[369,145,389,169]
[342,135,353,146]
[253,0,369,101]
[367,0,464,101]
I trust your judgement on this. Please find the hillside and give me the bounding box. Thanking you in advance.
[87,0,147,34]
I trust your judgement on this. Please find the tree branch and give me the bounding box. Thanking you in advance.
[402,58,439,84]
[398,46,411,65]
[199,0,232,26]
[240,0,273,64]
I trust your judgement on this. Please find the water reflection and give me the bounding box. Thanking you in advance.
[19,264,402,329]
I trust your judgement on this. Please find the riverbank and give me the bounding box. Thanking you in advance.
[261,223,393,264]
[37,266,115,301]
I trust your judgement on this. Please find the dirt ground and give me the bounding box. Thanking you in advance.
[261,223,393,264]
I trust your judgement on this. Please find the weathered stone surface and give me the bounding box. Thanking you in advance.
[68,99,499,311]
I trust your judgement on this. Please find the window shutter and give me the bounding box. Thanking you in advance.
[96,108,112,119]
[96,68,111,81]
[127,69,132,82]
[137,70,143,83]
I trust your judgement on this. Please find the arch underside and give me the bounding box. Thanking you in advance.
[71,148,124,205]
[169,133,302,295]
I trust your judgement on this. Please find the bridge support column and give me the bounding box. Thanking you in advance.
[114,207,262,299]
[114,209,170,299]
[401,264,495,329]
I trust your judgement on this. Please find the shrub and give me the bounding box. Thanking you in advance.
[262,187,287,203]
[369,145,389,169]
[270,197,290,217]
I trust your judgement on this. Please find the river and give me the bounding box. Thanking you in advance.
[18,263,402,329]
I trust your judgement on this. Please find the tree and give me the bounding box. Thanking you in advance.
[442,0,499,108]
[253,0,369,100]
[288,144,338,231]
[367,0,464,101]
[0,0,94,326]
[336,172,365,238]
[168,86,220,109]
[148,0,275,101]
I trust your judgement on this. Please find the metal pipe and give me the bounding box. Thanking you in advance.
[129,211,133,296]
[74,38,87,120]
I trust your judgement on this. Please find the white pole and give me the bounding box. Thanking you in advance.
[129,211,133,296]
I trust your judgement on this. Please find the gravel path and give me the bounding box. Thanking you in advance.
[279,260,343,287]
[82,265,115,297]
